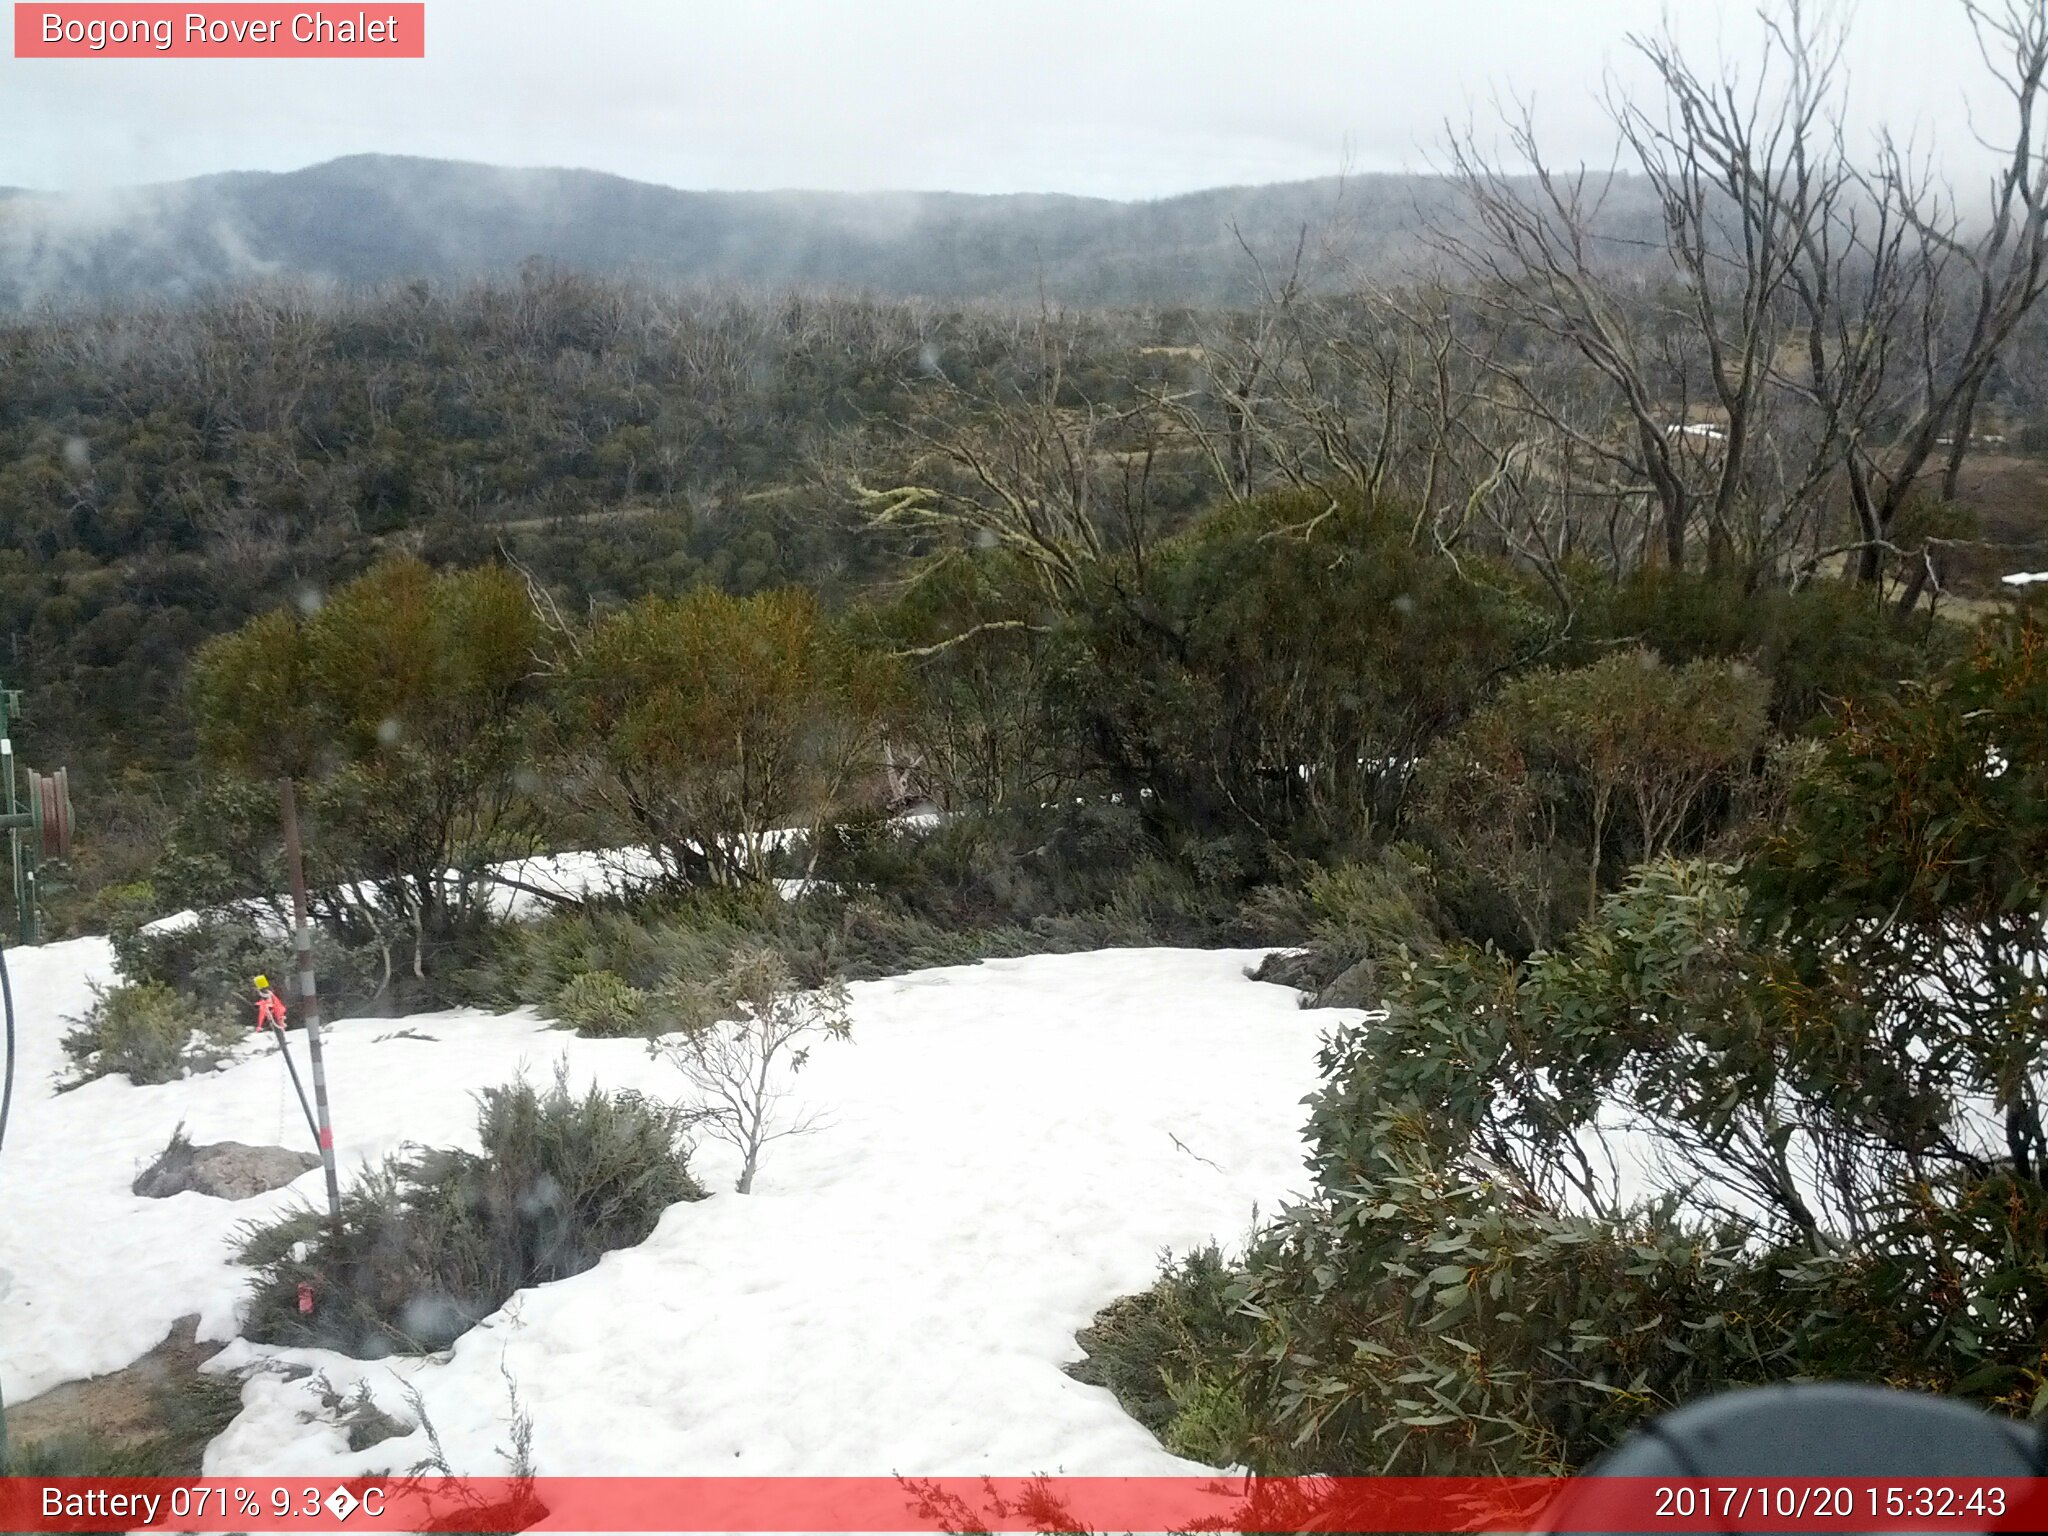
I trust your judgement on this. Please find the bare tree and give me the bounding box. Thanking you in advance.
[654,949,852,1195]
[1431,0,2048,591]
[853,307,1176,605]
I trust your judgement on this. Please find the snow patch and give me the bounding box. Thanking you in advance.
[2,941,1329,1478]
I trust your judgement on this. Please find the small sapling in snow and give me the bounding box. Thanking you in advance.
[653,947,852,1194]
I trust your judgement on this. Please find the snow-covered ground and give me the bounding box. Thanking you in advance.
[141,844,854,936]
[1,936,1332,1482]
[141,848,673,936]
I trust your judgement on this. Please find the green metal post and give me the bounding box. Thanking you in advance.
[0,684,27,944]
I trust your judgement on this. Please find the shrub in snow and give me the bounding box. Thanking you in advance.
[653,946,851,1194]
[304,1375,411,1453]
[1414,649,1769,952]
[189,558,544,986]
[452,802,1283,1029]
[238,1069,703,1356]
[1065,1244,1256,1457]
[395,1374,543,1527]
[552,585,894,889]
[1188,1132,1807,1477]
[1118,638,2048,1477]
[461,885,788,1007]
[61,981,238,1087]
[1094,871,1874,1475]
[111,912,278,1016]
[112,904,396,1025]
[550,969,648,1037]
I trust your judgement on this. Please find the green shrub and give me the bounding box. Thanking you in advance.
[70,878,163,938]
[1411,650,1770,952]
[1054,491,1540,856]
[1577,568,1957,730]
[1124,834,2048,1476]
[550,970,648,1037]
[1212,1143,1821,1475]
[189,558,545,971]
[808,801,1268,946]
[457,804,1285,1020]
[458,885,790,1008]
[111,915,276,1015]
[61,981,237,1087]
[238,1070,704,1356]
[1065,1245,1254,1447]
[551,584,897,886]
[110,909,404,1023]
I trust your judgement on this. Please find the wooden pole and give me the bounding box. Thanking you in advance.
[280,777,344,1234]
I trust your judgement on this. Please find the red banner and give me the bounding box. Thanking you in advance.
[5,1475,2048,1532]
[13,4,424,57]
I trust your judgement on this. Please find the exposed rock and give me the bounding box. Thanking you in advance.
[1311,954,1382,1011]
[133,1133,317,1200]
[1250,946,1381,1010]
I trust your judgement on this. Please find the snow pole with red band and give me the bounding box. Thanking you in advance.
[280,778,344,1237]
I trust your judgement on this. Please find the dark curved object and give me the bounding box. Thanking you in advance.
[0,936,13,1154]
[1592,1383,2046,1477]
[31,767,71,861]
[1541,1384,2046,1534]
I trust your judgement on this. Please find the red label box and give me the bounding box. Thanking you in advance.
[14,4,424,57]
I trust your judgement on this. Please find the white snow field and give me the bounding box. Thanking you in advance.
[1,937,1334,1482]
[140,847,837,938]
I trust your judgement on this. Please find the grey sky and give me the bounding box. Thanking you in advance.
[0,1,1997,198]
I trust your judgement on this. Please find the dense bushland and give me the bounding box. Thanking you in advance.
[1078,610,2048,1477]
[140,470,2007,1475]
[107,478,1963,1031]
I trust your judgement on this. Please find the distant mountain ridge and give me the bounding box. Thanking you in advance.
[0,153,1667,312]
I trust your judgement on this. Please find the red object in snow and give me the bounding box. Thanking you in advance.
[297,1283,316,1314]
[255,986,288,1032]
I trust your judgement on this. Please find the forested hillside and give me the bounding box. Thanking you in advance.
[0,282,1222,787]
[9,257,2046,791]
[0,156,1665,310]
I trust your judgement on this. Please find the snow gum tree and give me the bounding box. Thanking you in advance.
[1749,609,2048,1187]
[552,586,898,888]
[188,556,547,985]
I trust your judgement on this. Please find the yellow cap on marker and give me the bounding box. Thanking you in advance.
[254,975,270,989]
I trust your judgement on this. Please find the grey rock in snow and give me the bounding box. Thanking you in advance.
[133,1134,318,1200]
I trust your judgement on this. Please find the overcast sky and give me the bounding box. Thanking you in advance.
[0,1,2002,198]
